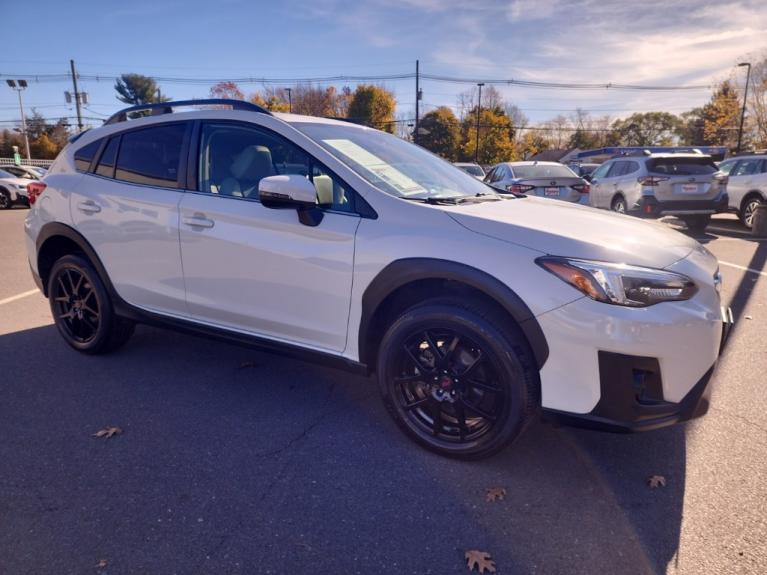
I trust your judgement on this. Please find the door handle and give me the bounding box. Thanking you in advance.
[77,200,101,214]
[183,215,215,229]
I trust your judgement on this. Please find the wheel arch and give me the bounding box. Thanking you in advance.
[611,192,626,208]
[358,258,549,372]
[740,190,765,212]
[36,222,114,298]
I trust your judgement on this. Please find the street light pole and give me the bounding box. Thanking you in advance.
[736,62,751,153]
[286,88,292,113]
[6,79,31,161]
[475,83,484,164]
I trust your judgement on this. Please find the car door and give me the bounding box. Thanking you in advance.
[178,121,360,353]
[588,161,613,208]
[70,122,190,316]
[728,158,761,212]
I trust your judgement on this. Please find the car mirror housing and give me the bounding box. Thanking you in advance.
[258,174,324,226]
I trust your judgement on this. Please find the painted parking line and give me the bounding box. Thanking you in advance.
[0,289,39,306]
[707,226,753,237]
[719,261,767,277]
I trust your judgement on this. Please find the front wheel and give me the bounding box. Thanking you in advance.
[611,196,627,214]
[48,254,135,354]
[376,299,540,459]
[741,197,763,229]
[681,214,711,232]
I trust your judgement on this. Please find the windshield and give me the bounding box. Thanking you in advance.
[295,122,493,199]
[511,164,577,179]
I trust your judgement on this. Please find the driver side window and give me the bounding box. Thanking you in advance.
[590,162,611,180]
[198,123,354,212]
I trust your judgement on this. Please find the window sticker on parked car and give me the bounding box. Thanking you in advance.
[323,139,426,196]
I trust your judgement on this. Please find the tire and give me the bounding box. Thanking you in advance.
[47,254,135,354]
[681,214,711,232]
[376,298,540,460]
[0,188,11,210]
[740,195,763,229]
[611,195,627,214]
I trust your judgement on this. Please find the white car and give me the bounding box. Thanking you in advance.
[717,153,766,228]
[0,168,30,209]
[24,99,731,459]
[0,164,46,180]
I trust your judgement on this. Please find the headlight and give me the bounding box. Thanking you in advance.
[536,256,697,307]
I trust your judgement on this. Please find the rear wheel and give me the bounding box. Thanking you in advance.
[48,254,134,354]
[376,299,539,459]
[740,196,763,229]
[680,214,711,232]
[0,188,11,209]
[611,196,627,213]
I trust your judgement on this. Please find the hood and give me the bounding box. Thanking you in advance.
[444,196,699,269]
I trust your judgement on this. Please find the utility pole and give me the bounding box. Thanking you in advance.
[5,79,31,161]
[70,59,84,132]
[737,62,751,153]
[475,83,484,164]
[286,87,292,113]
[414,60,420,145]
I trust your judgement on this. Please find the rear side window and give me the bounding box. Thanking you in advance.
[114,124,186,188]
[590,162,611,179]
[95,137,120,178]
[74,139,102,172]
[607,161,628,177]
[647,157,717,175]
[732,158,761,177]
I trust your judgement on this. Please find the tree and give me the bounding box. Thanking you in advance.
[699,80,741,150]
[677,107,705,145]
[114,74,169,105]
[460,107,515,164]
[748,55,767,148]
[347,85,396,133]
[418,107,461,160]
[30,133,58,159]
[514,130,551,160]
[610,112,682,146]
[290,84,337,117]
[539,114,572,149]
[567,128,600,150]
[209,81,245,100]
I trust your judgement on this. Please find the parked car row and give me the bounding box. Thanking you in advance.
[0,165,48,209]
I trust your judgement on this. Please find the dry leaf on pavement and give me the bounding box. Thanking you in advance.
[465,550,496,573]
[647,475,666,488]
[96,559,108,568]
[485,487,506,502]
[92,427,122,439]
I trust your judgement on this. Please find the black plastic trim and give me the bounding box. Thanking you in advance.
[631,193,729,217]
[359,258,549,369]
[543,351,716,433]
[34,222,367,374]
[104,99,272,125]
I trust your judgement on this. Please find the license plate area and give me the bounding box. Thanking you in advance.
[680,183,700,194]
[544,187,560,196]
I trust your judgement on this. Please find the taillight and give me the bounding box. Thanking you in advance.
[637,176,669,186]
[27,181,46,205]
[507,183,535,194]
[571,183,590,194]
[715,175,729,186]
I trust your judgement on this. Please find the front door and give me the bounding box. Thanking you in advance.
[179,121,360,353]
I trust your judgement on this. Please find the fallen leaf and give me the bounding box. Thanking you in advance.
[485,487,506,502]
[647,475,666,488]
[744,315,753,320]
[465,550,496,573]
[96,559,108,568]
[92,427,122,439]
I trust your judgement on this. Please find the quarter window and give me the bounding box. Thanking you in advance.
[114,123,186,188]
[198,123,354,212]
[95,137,120,178]
[74,139,102,172]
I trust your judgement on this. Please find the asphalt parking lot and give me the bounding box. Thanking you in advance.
[1,208,765,575]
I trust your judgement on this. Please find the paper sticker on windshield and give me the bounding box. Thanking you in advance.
[323,139,425,196]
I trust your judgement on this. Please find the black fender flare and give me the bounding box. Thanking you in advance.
[359,258,549,369]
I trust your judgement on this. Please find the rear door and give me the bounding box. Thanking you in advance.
[70,122,190,316]
[178,121,360,353]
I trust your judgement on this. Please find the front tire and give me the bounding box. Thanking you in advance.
[376,299,539,459]
[611,196,627,214]
[740,196,763,229]
[48,254,135,354]
[681,214,711,232]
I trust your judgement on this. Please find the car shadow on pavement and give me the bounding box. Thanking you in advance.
[0,323,686,575]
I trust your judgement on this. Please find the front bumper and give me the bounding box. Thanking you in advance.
[542,306,732,432]
[630,192,729,218]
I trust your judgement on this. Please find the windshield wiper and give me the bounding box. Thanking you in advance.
[401,196,462,205]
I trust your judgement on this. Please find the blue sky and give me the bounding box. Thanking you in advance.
[1,0,765,130]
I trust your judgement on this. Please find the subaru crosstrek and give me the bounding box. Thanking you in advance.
[25,99,731,459]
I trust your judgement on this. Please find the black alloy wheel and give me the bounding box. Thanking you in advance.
[378,299,539,459]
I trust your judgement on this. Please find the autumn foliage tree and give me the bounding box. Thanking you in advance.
[700,80,741,150]
[209,81,245,100]
[460,107,515,164]
[417,107,460,160]
[347,85,396,133]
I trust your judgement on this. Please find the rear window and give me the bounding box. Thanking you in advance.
[459,165,484,177]
[647,157,717,175]
[114,123,186,188]
[74,139,102,172]
[511,164,576,179]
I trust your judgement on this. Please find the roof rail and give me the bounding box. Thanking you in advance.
[104,99,272,125]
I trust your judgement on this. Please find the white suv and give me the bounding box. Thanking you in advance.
[25,100,731,459]
[717,153,766,228]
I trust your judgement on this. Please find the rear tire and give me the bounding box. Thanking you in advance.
[376,298,540,460]
[611,196,627,213]
[681,214,711,232]
[48,254,135,354]
[0,188,11,210]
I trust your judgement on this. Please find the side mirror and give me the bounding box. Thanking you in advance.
[258,174,323,227]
